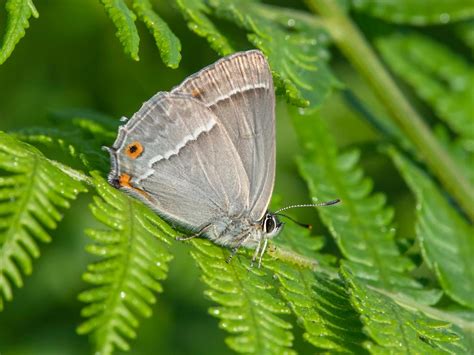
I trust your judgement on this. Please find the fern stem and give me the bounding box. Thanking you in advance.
[48,160,93,185]
[267,244,338,278]
[306,0,474,222]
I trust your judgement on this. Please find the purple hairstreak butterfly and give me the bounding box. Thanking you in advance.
[105,50,338,265]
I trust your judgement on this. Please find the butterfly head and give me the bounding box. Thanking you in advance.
[261,212,283,239]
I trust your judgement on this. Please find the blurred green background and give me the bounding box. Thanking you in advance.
[0,1,417,354]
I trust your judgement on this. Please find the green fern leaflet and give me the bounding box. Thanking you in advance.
[0,0,39,65]
[77,173,175,354]
[294,112,441,305]
[266,224,368,353]
[341,267,464,353]
[0,131,86,310]
[191,239,295,354]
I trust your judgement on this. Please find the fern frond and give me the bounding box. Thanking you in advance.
[341,267,464,353]
[352,0,474,25]
[0,132,86,310]
[377,32,474,150]
[49,108,118,142]
[77,173,175,354]
[175,0,339,111]
[294,113,441,305]
[14,110,119,171]
[0,0,39,65]
[14,127,109,171]
[175,0,234,55]
[266,225,368,353]
[100,0,140,61]
[132,0,181,68]
[445,308,474,352]
[212,0,339,111]
[388,148,474,310]
[190,239,295,354]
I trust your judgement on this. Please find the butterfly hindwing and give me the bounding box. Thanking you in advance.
[108,93,250,230]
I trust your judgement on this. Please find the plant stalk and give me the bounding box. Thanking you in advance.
[306,0,474,222]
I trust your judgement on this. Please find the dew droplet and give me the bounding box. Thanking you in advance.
[298,107,307,115]
[439,13,450,24]
[287,18,295,27]
[210,308,220,316]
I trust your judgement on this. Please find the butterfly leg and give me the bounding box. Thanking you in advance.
[176,224,211,241]
[257,238,268,268]
[226,233,251,263]
[250,238,262,268]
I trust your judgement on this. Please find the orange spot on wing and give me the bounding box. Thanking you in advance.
[119,173,132,188]
[191,89,202,98]
[125,141,144,159]
[118,173,153,202]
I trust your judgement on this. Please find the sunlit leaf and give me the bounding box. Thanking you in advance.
[77,173,175,354]
[0,132,86,311]
[0,0,39,65]
[175,0,234,55]
[132,0,181,68]
[341,267,464,353]
[191,239,295,354]
[100,0,140,61]
[175,0,339,111]
[266,225,368,353]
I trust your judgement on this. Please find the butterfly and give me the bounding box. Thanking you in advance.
[106,50,339,265]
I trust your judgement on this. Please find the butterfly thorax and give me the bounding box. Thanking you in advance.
[206,212,283,248]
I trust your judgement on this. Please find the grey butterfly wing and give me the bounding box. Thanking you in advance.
[172,50,275,222]
[108,92,250,230]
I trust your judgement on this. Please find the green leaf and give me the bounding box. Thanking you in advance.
[175,0,234,55]
[77,173,175,354]
[377,32,474,151]
[14,127,109,172]
[132,0,181,68]
[388,148,474,310]
[341,267,463,353]
[50,109,119,143]
[352,0,474,25]
[455,20,474,51]
[174,0,339,111]
[294,112,441,304]
[441,307,474,352]
[13,110,119,172]
[208,0,340,111]
[0,0,39,65]
[0,131,86,311]
[190,239,295,354]
[266,225,369,353]
[100,0,140,61]
[435,126,474,186]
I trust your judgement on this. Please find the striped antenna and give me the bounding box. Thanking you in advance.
[274,199,340,214]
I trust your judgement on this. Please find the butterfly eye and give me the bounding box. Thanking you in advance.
[125,141,143,159]
[264,215,276,233]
